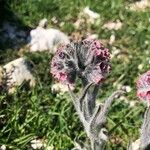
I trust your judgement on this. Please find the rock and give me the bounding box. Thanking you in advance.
[3,57,35,93]
[1,22,28,48]
[28,19,69,53]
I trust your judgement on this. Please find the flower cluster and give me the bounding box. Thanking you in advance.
[50,39,110,85]
[136,70,150,101]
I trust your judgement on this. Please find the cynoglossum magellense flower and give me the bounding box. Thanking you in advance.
[137,70,150,101]
[50,39,111,85]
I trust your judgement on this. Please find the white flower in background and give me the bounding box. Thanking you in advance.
[83,6,100,20]
[119,96,129,104]
[129,139,140,150]
[73,18,85,29]
[102,20,122,30]
[138,64,144,70]
[51,82,74,94]
[86,33,98,40]
[51,16,58,24]
[0,145,6,150]
[3,57,35,93]
[46,145,54,150]
[144,40,149,45]
[129,0,150,11]
[115,84,132,93]
[129,101,137,107]
[59,22,65,27]
[31,138,54,150]
[124,85,132,93]
[28,19,69,53]
[109,34,115,45]
[74,6,100,29]
[38,18,48,28]
[119,96,137,107]
[111,47,120,58]
[31,139,43,149]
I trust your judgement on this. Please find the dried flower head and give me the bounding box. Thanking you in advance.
[137,70,150,101]
[50,39,110,85]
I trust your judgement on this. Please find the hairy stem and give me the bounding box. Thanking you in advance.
[69,83,125,150]
[140,106,150,150]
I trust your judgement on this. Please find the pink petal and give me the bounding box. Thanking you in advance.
[137,90,146,100]
[146,91,150,101]
[59,72,67,82]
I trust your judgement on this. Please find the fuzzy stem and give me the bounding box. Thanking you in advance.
[140,106,150,150]
[95,90,125,128]
[69,83,125,150]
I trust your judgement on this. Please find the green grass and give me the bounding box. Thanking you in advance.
[0,0,150,149]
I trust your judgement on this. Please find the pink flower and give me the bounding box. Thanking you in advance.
[50,39,110,85]
[136,70,150,101]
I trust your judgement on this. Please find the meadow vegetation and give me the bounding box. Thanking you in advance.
[0,0,150,149]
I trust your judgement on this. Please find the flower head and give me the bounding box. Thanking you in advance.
[136,70,150,101]
[50,39,111,85]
